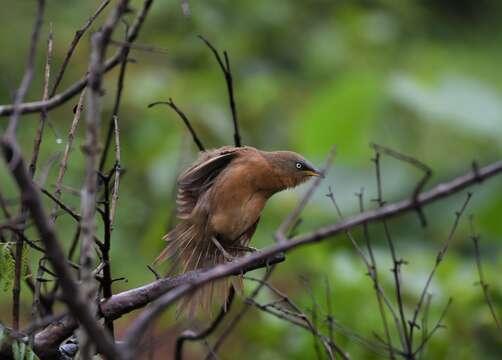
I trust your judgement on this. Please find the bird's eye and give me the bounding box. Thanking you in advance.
[295,162,303,169]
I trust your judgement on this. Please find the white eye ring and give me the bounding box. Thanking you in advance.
[295,162,302,169]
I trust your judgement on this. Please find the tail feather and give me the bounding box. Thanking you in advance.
[157,221,236,317]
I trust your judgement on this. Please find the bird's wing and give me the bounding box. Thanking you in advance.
[176,146,241,219]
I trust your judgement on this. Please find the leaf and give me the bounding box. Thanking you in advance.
[0,243,15,292]
[11,340,28,360]
[21,243,30,280]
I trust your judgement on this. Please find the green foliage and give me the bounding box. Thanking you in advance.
[0,243,14,292]
[12,340,26,360]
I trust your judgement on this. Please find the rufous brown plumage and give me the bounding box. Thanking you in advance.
[156,146,322,315]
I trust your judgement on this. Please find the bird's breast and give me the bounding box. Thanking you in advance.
[208,162,271,243]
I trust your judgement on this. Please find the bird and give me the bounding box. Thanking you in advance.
[156,145,322,315]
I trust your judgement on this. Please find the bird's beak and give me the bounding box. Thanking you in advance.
[304,166,324,178]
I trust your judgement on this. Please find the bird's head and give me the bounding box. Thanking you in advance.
[264,150,324,189]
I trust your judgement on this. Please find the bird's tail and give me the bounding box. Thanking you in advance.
[155,222,243,317]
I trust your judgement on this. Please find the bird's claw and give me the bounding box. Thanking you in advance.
[211,236,235,261]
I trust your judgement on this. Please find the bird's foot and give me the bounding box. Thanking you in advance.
[211,236,235,262]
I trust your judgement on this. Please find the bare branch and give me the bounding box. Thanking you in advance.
[408,193,472,351]
[50,88,86,223]
[372,150,410,353]
[175,287,235,360]
[371,143,432,226]
[4,0,45,137]
[206,267,275,359]
[7,0,46,332]
[198,35,241,147]
[49,0,111,96]
[413,298,453,356]
[100,22,130,171]
[148,99,206,151]
[29,25,53,178]
[110,116,122,225]
[470,216,501,331]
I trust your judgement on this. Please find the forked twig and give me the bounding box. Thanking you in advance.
[371,143,432,226]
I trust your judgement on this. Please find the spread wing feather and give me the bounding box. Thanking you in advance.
[176,146,240,220]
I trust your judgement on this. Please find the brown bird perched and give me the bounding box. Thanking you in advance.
[156,146,322,315]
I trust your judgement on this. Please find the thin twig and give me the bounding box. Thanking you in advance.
[7,0,46,332]
[49,0,111,96]
[29,24,53,178]
[371,143,432,226]
[470,216,501,331]
[41,188,81,222]
[198,35,241,147]
[50,88,86,223]
[206,267,276,360]
[100,22,130,171]
[413,298,452,356]
[372,150,410,353]
[408,193,472,351]
[148,99,205,151]
[110,116,121,225]
[175,287,235,360]
[4,0,45,137]
[417,294,432,360]
[331,187,398,358]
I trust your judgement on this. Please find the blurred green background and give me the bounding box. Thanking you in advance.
[1,0,502,358]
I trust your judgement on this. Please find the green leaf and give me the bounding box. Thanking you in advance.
[0,243,15,292]
[11,340,26,360]
[21,243,30,280]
